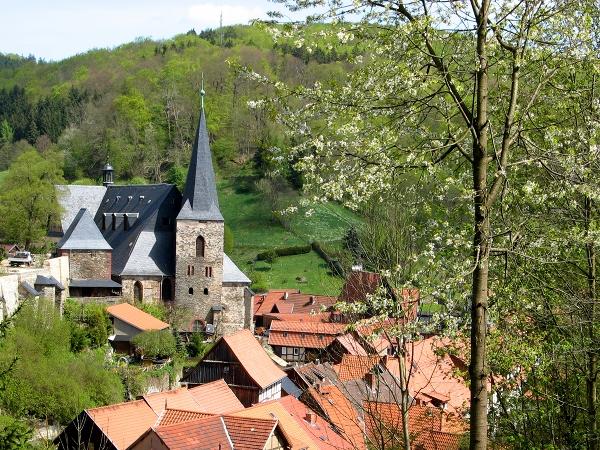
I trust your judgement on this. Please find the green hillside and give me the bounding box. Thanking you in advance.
[0,25,360,294]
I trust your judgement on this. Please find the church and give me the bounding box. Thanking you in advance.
[53,92,252,335]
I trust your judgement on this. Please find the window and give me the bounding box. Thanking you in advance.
[293,348,299,355]
[196,236,205,257]
[203,288,209,295]
[187,265,195,276]
[189,287,194,295]
[281,347,287,355]
[161,278,172,301]
[124,215,130,231]
[283,332,288,337]
[192,320,202,332]
[205,266,213,277]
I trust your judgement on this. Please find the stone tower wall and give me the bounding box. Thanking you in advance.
[175,220,224,326]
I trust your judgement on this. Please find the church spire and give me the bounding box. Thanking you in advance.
[177,82,223,221]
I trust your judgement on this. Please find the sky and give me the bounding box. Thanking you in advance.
[0,0,295,61]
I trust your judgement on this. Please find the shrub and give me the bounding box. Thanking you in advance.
[250,272,269,293]
[187,332,207,357]
[132,330,176,359]
[63,300,111,351]
[256,245,311,261]
[137,303,168,322]
[0,415,32,450]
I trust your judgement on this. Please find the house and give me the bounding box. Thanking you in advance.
[181,329,286,406]
[55,380,243,450]
[325,333,369,364]
[268,321,347,363]
[106,302,170,353]
[0,243,21,256]
[54,91,252,335]
[127,414,288,450]
[254,289,338,328]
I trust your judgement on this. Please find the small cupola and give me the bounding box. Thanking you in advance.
[102,162,114,187]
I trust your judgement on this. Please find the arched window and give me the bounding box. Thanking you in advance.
[192,320,203,332]
[161,278,172,301]
[203,288,209,295]
[196,236,205,257]
[189,287,194,295]
[133,281,143,303]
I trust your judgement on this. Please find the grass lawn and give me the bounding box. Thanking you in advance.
[246,251,344,296]
[218,178,355,295]
[0,170,7,184]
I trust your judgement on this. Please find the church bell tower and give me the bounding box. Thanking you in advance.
[174,84,225,332]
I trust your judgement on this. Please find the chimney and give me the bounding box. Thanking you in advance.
[364,372,377,391]
[305,409,317,425]
[309,296,316,305]
[284,292,289,300]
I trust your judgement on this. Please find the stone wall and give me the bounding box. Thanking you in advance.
[64,250,111,280]
[121,276,162,303]
[175,220,224,326]
[219,284,253,335]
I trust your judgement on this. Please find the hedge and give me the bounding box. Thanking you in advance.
[256,244,311,261]
[311,241,345,277]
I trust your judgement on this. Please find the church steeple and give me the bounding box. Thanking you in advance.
[177,84,223,221]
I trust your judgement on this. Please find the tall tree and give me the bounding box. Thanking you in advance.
[248,1,597,446]
[0,149,64,249]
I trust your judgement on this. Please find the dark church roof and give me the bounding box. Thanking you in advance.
[177,110,223,221]
[94,184,181,277]
[57,208,112,251]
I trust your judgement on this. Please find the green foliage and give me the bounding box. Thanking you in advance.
[256,244,311,261]
[71,177,97,185]
[0,415,32,450]
[0,149,64,248]
[224,224,234,254]
[186,332,208,357]
[250,271,269,293]
[132,330,176,359]
[137,303,168,322]
[128,176,148,185]
[0,300,123,424]
[63,300,111,351]
[166,165,187,192]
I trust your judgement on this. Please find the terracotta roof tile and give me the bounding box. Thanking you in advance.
[153,415,233,450]
[233,399,318,450]
[363,402,465,450]
[334,355,381,382]
[143,388,204,415]
[278,395,355,450]
[222,416,277,450]
[157,408,213,427]
[187,379,244,414]
[254,290,338,317]
[106,303,169,331]
[339,271,381,303]
[333,334,369,356]
[306,384,366,450]
[269,331,338,349]
[265,312,332,322]
[86,399,158,449]
[222,329,286,389]
[270,321,347,334]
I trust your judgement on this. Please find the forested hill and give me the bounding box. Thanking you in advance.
[0,25,354,182]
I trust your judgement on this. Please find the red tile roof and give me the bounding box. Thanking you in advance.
[144,388,205,415]
[270,321,347,334]
[106,303,169,331]
[268,321,347,350]
[334,355,381,382]
[152,415,233,450]
[86,399,158,449]
[222,329,286,389]
[278,395,355,450]
[187,379,244,414]
[363,402,465,450]
[156,408,213,427]
[306,384,366,450]
[339,270,381,303]
[264,312,332,322]
[222,416,277,450]
[233,399,319,450]
[254,290,338,317]
[333,334,369,356]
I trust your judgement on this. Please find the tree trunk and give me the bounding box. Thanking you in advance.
[396,336,411,449]
[585,196,598,450]
[470,0,491,448]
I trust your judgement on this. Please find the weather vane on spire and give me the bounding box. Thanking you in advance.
[200,72,205,110]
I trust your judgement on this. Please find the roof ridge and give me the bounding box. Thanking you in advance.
[86,398,153,413]
[220,416,234,450]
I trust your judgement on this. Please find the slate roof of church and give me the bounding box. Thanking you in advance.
[222,254,251,284]
[94,184,181,276]
[57,208,112,250]
[56,185,107,231]
[177,109,223,221]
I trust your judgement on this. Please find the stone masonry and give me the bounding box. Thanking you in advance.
[63,250,111,280]
[175,220,224,327]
